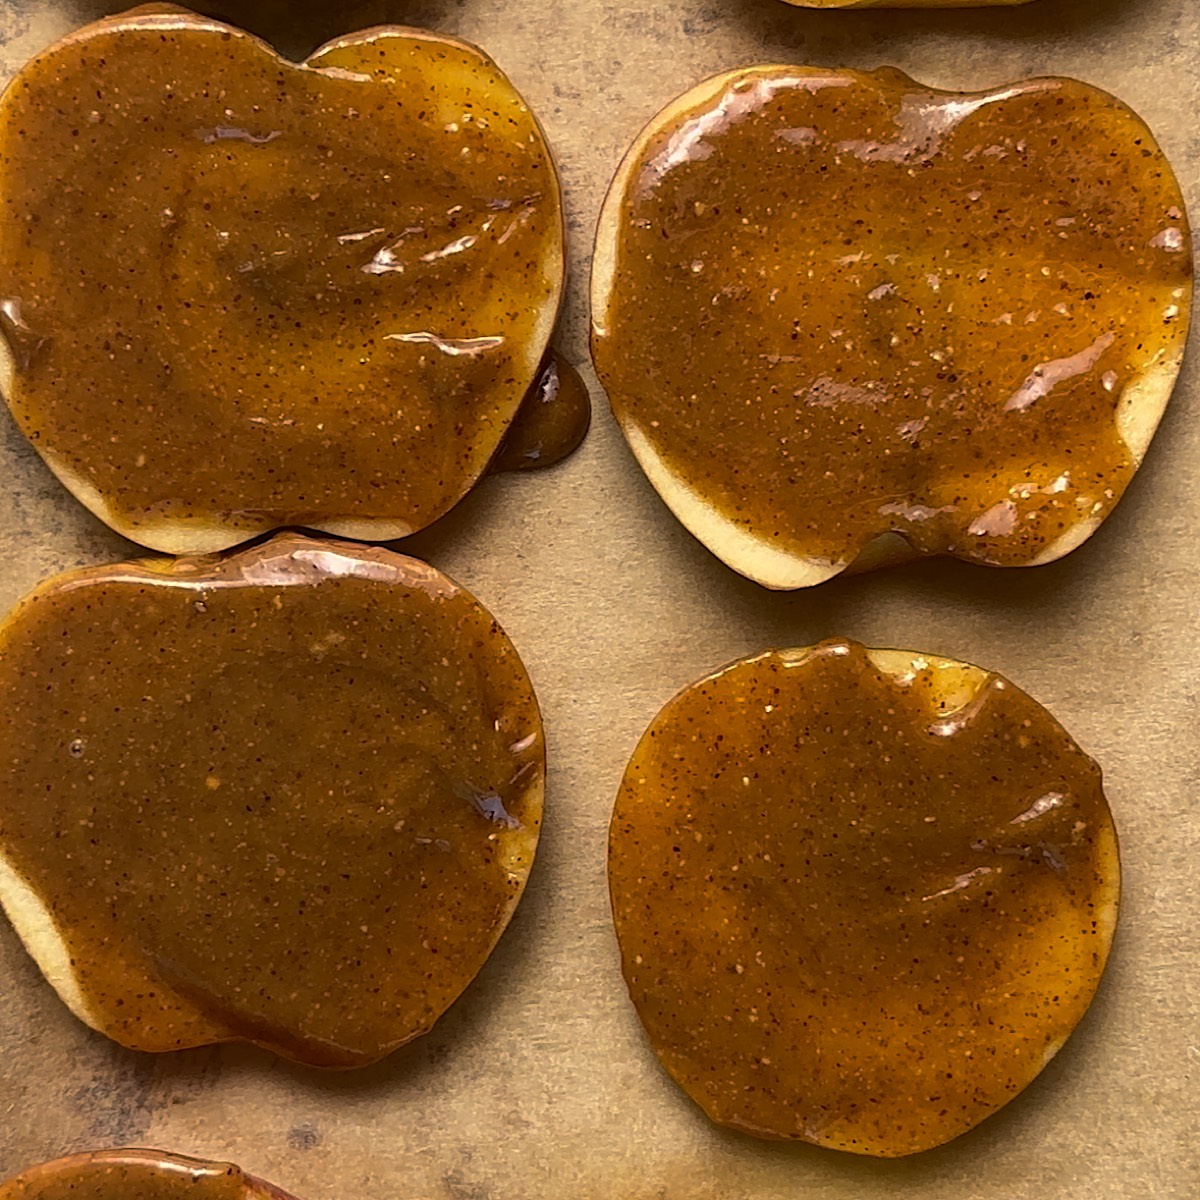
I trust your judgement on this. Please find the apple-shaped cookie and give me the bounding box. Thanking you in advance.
[0,7,564,552]
[0,533,543,1068]
[609,640,1119,1155]
[592,67,1191,588]
[0,1150,300,1200]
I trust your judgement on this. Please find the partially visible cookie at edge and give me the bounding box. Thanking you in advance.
[0,1149,300,1200]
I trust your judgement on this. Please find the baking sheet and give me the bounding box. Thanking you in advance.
[0,0,1197,1196]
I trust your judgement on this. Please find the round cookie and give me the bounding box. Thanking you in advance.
[609,640,1119,1155]
[592,67,1191,588]
[0,7,564,551]
[0,533,543,1068]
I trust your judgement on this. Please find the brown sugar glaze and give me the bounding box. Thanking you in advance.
[594,68,1191,569]
[609,640,1118,1156]
[0,533,543,1068]
[492,351,592,473]
[0,7,564,547]
[0,1150,296,1200]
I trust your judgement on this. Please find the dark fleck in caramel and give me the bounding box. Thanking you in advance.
[0,532,543,1068]
[491,351,592,473]
[0,1149,296,1200]
[0,7,565,551]
[608,639,1119,1156]
[592,67,1191,582]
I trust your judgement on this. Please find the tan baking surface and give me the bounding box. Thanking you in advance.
[0,0,1196,1197]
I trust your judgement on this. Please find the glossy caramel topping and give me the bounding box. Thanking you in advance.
[0,1150,294,1200]
[593,68,1191,584]
[0,533,543,1068]
[0,8,564,552]
[492,351,592,473]
[609,640,1118,1156]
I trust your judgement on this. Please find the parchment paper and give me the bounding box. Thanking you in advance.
[0,0,1196,1196]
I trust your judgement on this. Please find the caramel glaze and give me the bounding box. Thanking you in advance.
[0,1150,296,1200]
[593,67,1191,570]
[0,533,543,1068]
[0,7,565,549]
[609,640,1118,1156]
[491,351,592,473]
